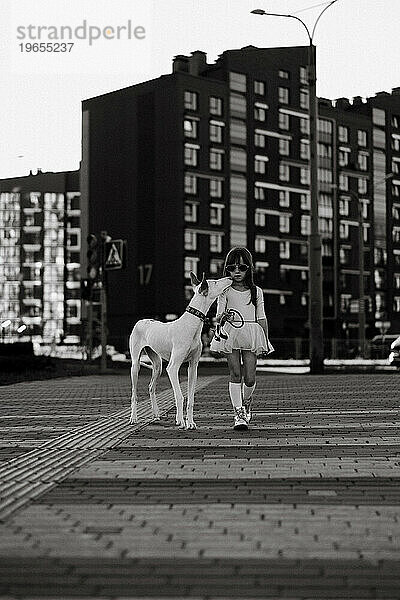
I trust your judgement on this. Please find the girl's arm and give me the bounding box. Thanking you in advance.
[257,317,269,338]
[215,290,227,322]
[255,286,270,341]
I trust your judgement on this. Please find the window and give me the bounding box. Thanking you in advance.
[254,80,265,95]
[279,294,286,306]
[255,157,268,174]
[300,167,310,185]
[318,119,333,135]
[393,184,400,197]
[301,294,308,306]
[339,174,349,191]
[339,197,349,216]
[301,270,307,281]
[392,137,400,152]
[338,125,349,143]
[300,140,309,160]
[299,66,307,84]
[184,256,199,279]
[210,258,224,275]
[184,118,198,139]
[279,139,290,156]
[279,191,290,207]
[255,236,266,253]
[279,241,290,259]
[210,204,223,225]
[185,175,197,194]
[392,115,400,129]
[184,144,198,166]
[279,113,289,130]
[279,164,290,181]
[230,119,246,143]
[210,96,223,116]
[230,71,246,92]
[231,148,246,172]
[340,247,350,265]
[255,132,266,147]
[358,129,367,147]
[184,230,197,250]
[301,194,310,210]
[358,178,368,194]
[184,90,198,111]
[279,87,289,104]
[322,241,332,256]
[300,118,309,135]
[339,150,349,167]
[318,143,332,158]
[210,179,222,198]
[184,203,197,223]
[392,160,400,175]
[254,104,266,121]
[255,185,265,201]
[300,89,309,109]
[319,194,333,218]
[279,215,290,233]
[255,209,266,227]
[210,233,223,253]
[358,153,368,171]
[209,122,223,143]
[279,69,290,79]
[394,297,400,312]
[339,223,349,239]
[318,168,333,184]
[230,93,246,116]
[210,148,224,170]
[301,215,310,235]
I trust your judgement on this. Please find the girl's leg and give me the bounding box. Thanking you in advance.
[226,350,242,409]
[241,351,257,419]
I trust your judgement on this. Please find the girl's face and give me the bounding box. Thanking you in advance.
[226,255,249,284]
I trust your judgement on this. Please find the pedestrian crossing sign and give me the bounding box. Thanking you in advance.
[104,239,126,271]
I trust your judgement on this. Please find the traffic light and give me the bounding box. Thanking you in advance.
[87,234,99,280]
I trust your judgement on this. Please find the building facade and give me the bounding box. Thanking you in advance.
[0,170,81,344]
[81,45,400,348]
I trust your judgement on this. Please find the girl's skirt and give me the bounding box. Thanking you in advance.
[210,322,274,356]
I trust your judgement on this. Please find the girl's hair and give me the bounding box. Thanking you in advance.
[223,247,257,307]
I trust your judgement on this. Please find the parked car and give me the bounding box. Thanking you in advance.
[388,335,400,369]
[370,334,400,359]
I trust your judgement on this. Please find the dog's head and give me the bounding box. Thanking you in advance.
[190,272,232,301]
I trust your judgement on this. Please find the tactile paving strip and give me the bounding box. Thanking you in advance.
[0,376,219,522]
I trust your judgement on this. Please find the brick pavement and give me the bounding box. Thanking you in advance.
[0,371,400,598]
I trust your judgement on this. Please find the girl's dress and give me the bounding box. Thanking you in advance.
[210,285,274,356]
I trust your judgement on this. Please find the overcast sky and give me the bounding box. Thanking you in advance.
[1,0,399,179]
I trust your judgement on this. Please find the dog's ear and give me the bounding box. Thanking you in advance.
[199,272,209,296]
[190,272,200,287]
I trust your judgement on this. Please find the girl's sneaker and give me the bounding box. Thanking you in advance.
[233,407,249,431]
[243,398,252,423]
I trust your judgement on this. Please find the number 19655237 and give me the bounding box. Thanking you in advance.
[19,42,74,52]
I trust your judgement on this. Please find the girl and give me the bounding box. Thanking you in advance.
[210,247,274,430]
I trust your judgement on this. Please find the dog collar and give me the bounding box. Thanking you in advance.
[185,306,206,322]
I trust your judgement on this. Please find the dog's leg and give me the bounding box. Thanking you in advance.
[129,334,142,424]
[166,357,185,429]
[186,347,202,430]
[146,347,162,420]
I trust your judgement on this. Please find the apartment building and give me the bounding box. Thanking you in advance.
[0,170,81,343]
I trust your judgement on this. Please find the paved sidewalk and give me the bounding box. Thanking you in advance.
[0,371,400,598]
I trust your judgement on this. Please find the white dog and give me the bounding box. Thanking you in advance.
[129,272,232,429]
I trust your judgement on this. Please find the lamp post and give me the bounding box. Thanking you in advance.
[252,1,339,374]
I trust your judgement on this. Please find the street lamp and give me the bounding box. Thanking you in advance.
[252,1,339,374]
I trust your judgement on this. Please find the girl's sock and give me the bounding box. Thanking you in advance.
[229,382,242,409]
[243,382,256,402]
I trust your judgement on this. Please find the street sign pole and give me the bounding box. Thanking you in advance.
[100,231,111,374]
